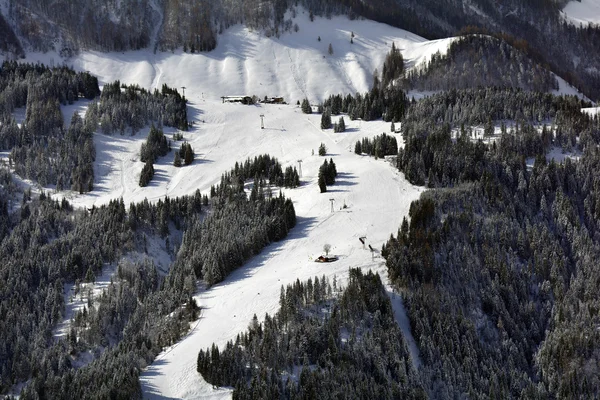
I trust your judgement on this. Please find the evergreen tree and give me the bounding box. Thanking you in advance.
[318,171,327,193]
[141,124,170,163]
[318,142,327,156]
[180,142,194,165]
[329,158,337,177]
[301,98,312,114]
[334,116,346,132]
[321,109,332,129]
[381,42,404,87]
[354,141,362,155]
[174,151,182,167]
[139,160,154,187]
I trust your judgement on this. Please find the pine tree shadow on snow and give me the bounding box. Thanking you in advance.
[334,172,357,187]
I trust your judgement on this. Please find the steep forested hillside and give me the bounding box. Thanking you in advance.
[405,35,559,93]
[0,157,296,398]
[384,84,600,398]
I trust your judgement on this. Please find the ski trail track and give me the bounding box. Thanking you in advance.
[140,103,424,399]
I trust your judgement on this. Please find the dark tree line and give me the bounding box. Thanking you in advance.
[197,269,425,399]
[355,133,397,158]
[86,82,188,135]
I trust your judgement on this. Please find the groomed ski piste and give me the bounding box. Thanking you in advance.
[6,7,590,399]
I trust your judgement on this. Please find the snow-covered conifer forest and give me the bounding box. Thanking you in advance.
[0,0,600,398]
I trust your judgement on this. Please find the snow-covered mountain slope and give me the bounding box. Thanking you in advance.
[11,10,590,399]
[24,9,453,104]
[138,105,423,399]
[563,0,600,26]
[33,14,431,398]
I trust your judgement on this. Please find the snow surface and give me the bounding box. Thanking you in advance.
[386,287,421,370]
[53,263,119,342]
[582,106,600,117]
[139,130,424,398]
[526,146,582,168]
[563,0,600,26]
[553,75,592,102]
[23,7,453,105]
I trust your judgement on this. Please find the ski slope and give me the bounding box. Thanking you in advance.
[563,0,600,26]
[582,106,600,117]
[21,11,431,396]
[24,7,453,105]
[9,7,586,399]
[139,105,424,399]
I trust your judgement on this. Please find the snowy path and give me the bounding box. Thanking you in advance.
[386,286,422,370]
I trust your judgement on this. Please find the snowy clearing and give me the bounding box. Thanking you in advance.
[582,106,600,117]
[563,0,600,26]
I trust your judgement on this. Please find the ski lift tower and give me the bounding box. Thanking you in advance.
[181,86,186,97]
[359,236,367,250]
[329,198,335,213]
[260,114,265,129]
[297,159,303,177]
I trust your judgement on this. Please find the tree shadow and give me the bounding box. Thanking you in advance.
[210,216,317,289]
[334,172,357,187]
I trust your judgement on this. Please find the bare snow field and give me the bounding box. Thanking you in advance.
[24,8,453,104]
[583,106,600,117]
[563,0,600,26]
